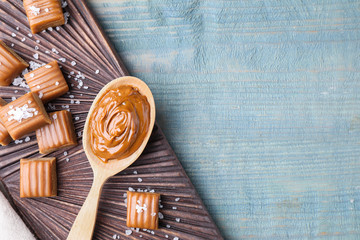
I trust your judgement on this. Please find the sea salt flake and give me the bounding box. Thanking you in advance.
[45,50,50,54]
[33,53,39,59]
[71,61,76,66]
[11,33,16,37]
[36,85,40,89]
[66,158,69,162]
[158,212,164,219]
[38,92,43,99]
[173,237,179,240]
[138,178,142,182]
[53,113,57,120]
[52,48,59,54]
[95,69,100,74]
[45,65,51,69]
[151,212,156,216]
[15,139,23,144]
[69,95,74,98]
[16,27,19,30]
[59,57,66,62]
[11,43,14,47]
[83,86,88,89]
[28,33,33,38]
[56,26,60,31]
[175,218,180,222]
[165,235,169,238]
[166,224,171,228]
[7,104,36,122]
[136,203,147,213]
[62,1,68,8]
[11,97,16,101]
[149,189,155,193]
[55,81,59,86]
[64,151,68,156]
[29,61,43,70]
[133,171,137,174]
[34,46,39,50]
[175,197,180,202]
[75,116,80,121]
[44,8,49,13]
[48,27,53,31]
[172,207,177,210]
[29,6,40,16]
[25,136,31,142]
[128,187,135,192]
[112,234,117,239]
[75,100,80,104]
[125,230,132,236]
[27,100,31,104]
[36,40,40,43]
[64,12,70,24]
[21,37,26,42]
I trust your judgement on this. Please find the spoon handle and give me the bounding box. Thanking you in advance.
[67,172,108,240]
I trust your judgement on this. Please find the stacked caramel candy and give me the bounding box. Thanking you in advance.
[0,0,76,198]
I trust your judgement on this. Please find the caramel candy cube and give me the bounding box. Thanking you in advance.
[23,0,65,34]
[0,92,51,140]
[20,158,57,198]
[0,40,28,86]
[0,98,12,146]
[127,191,160,230]
[36,110,77,154]
[25,61,68,103]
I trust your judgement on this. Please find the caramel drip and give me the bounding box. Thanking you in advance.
[23,0,65,34]
[0,92,51,140]
[25,61,69,103]
[36,110,77,154]
[20,158,57,198]
[90,86,150,162]
[0,41,28,86]
[127,191,160,229]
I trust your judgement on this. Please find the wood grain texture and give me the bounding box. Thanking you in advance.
[85,0,360,239]
[0,0,222,239]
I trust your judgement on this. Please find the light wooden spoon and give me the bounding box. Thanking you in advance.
[67,76,155,240]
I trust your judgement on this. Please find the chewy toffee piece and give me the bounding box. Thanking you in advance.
[0,40,28,86]
[25,60,69,103]
[0,92,51,140]
[89,86,150,163]
[0,98,11,146]
[20,157,57,198]
[36,110,77,154]
[127,191,160,230]
[23,0,65,34]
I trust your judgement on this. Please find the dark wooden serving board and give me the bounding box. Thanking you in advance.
[0,0,223,239]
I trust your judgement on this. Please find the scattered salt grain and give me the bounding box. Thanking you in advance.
[69,95,74,98]
[7,104,36,122]
[128,187,135,192]
[11,33,16,37]
[27,33,33,38]
[56,26,60,31]
[133,171,137,174]
[165,235,169,238]
[95,69,100,74]
[44,8,49,13]
[38,92,43,99]
[33,53,39,59]
[36,85,40,89]
[175,218,180,222]
[125,230,132,236]
[83,86,88,89]
[45,65,51,69]
[29,6,40,16]
[21,37,26,42]
[48,27,53,31]
[34,46,39,50]
[11,97,16,101]
[166,224,171,228]
[15,139,23,144]
[149,189,155,193]
[151,212,156,217]
[174,237,179,240]
[11,43,14,47]
[53,114,57,120]
[78,131,82,137]
[16,27,19,30]
[64,151,68,156]
[71,61,76,66]
[138,178,142,183]
[75,116,80,121]
[59,57,66,62]
[66,158,70,162]
[175,197,180,202]
[25,136,30,142]
[112,234,117,239]
[55,81,59,86]
[75,100,80,104]
[62,0,68,8]
[172,207,177,210]
[36,40,40,43]
[52,48,59,54]
[14,90,18,93]
[27,100,31,104]
[64,12,70,24]
[158,212,164,219]
[45,50,50,54]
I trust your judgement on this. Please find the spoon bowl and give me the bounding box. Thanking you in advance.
[67,76,155,240]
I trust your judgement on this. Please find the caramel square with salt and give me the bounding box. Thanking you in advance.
[0,92,51,140]
[23,0,65,34]
[25,61,68,103]
[36,110,77,154]
[20,158,57,198]
[127,191,160,230]
[0,98,11,146]
[0,40,28,86]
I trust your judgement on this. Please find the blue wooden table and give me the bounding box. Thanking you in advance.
[88,1,360,239]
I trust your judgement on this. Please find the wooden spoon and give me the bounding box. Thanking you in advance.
[67,76,156,240]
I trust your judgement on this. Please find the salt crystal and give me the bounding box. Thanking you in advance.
[53,114,57,120]
[64,151,68,156]
[45,50,50,54]
[56,26,60,31]
[30,73,35,78]
[62,1,68,8]
[36,85,40,89]
[25,136,31,142]
[11,33,16,37]
[34,46,39,50]
[123,193,127,198]
[175,218,180,222]
[16,27,19,30]
[7,104,36,122]
[158,212,164,219]
[151,212,156,216]
[38,92,43,99]
[138,178,142,182]
[34,111,38,115]
[149,189,155,193]
[173,237,179,240]
[29,5,40,16]
[28,33,33,38]
[175,197,180,202]
[71,61,76,66]
[11,43,14,47]
[166,224,171,228]
[64,12,70,24]
[75,116,79,121]
[48,27,53,31]
[27,100,31,104]
[133,171,137,174]
[15,90,18,93]
[36,40,40,43]
[172,207,177,210]
[78,131,82,137]
[136,203,147,213]
[11,97,16,101]
[21,37,26,42]
[44,8,49,13]
[95,69,100,74]
[165,235,169,238]
[15,139,23,144]
[70,100,74,104]
[69,95,74,98]
[55,81,59,86]
[59,57,66,62]
[112,234,117,239]
[52,48,59,54]
[66,158,69,162]
[125,230,132,236]
[128,187,135,192]
[83,86,88,90]
[33,53,39,59]
[75,100,80,104]
[151,231,154,234]
[29,61,43,70]
[45,65,51,69]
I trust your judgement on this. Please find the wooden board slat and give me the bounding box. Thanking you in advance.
[0,0,223,239]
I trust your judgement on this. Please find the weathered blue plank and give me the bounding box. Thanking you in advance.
[88,0,360,239]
